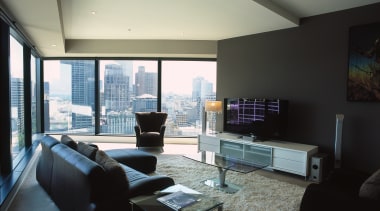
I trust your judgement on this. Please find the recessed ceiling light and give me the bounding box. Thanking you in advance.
[51,44,57,47]
[91,11,97,15]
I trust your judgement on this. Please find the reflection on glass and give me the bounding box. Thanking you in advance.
[10,35,25,159]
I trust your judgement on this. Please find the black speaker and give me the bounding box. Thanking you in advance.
[310,153,328,183]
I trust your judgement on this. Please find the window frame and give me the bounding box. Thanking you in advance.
[42,57,216,137]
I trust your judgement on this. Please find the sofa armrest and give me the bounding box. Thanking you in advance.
[300,183,380,211]
[50,144,105,211]
[325,168,369,194]
[128,175,175,198]
[160,125,166,138]
[135,125,141,136]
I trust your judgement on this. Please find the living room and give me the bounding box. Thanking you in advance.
[1,1,380,210]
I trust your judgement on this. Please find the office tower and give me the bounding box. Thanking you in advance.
[61,60,95,130]
[10,78,24,139]
[192,77,214,123]
[104,63,129,112]
[135,66,157,97]
[192,77,213,101]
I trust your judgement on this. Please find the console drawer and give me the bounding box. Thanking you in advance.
[273,158,305,175]
[273,148,304,162]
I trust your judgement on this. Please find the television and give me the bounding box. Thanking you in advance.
[223,98,288,140]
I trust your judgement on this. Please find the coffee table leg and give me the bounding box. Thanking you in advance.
[203,166,241,193]
[217,166,228,187]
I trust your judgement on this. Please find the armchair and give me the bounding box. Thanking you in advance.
[134,112,168,149]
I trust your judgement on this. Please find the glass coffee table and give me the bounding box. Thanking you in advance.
[184,151,268,193]
[130,184,223,211]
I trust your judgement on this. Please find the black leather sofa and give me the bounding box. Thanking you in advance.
[36,135,175,211]
[300,168,380,211]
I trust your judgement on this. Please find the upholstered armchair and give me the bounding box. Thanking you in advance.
[134,112,168,148]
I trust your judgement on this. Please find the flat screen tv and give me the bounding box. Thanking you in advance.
[223,98,288,140]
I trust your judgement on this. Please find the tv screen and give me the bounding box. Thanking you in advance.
[223,98,288,140]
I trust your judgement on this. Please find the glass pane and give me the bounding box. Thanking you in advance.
[31,55,37,138]
[43,60,95,134]
[10,35,25,158]
[99,60,158,135]
[162,60,217,136]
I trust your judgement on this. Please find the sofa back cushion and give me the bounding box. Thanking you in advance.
[95,150,129,195]
[359,169,380,200]
[61,135,77,150]
[77,142,98,161]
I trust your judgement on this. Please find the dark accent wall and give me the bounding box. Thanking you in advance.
[217,3,380,173]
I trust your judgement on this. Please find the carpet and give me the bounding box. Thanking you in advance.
[155,154,306,211]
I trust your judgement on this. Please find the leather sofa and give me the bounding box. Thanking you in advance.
[36,135,175,211]
[300,168,380,211]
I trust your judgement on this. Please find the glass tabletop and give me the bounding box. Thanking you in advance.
[184,151,267,173]
[130,192,223,211]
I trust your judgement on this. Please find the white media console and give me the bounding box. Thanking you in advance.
[198,133,318,178]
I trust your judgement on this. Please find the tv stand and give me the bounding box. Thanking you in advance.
[198,133,318,178]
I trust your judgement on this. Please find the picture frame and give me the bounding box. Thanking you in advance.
[347,22,380,102]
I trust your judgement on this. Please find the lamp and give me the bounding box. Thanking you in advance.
[204,101,222,134]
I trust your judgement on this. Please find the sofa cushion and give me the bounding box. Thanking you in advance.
[359,169,380,200]
[61,135,77,150]
[105,148,157,174]
[77,142,98,160]
[95,150,129,194]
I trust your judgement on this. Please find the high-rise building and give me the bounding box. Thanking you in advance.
[10,77,24,136]
[192,76,214,123]
[61,60,95,130]
[135,66,157,97]
[104,63,129,112]
[192,77,213,101]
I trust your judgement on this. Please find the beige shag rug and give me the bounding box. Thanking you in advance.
[155,154,306,211]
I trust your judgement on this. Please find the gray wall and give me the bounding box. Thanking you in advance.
[217,3,380,173]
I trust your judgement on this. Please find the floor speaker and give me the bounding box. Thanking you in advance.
[310,153,328,183]
[335,114,344,168]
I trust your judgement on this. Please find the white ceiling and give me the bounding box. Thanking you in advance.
[1,0,380,57]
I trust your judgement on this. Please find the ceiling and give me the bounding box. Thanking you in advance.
[1,0,380,57]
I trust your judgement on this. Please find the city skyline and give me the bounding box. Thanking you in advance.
[44,60,216,96]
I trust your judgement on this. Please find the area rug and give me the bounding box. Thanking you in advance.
[155,154,306,211]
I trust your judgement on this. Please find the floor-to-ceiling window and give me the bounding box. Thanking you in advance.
[9,35,25,159]
[99,60,158,135]
[43,60,95,134]
[1,13,42,206]
[161,60,217,136]
[42,59,216,137]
